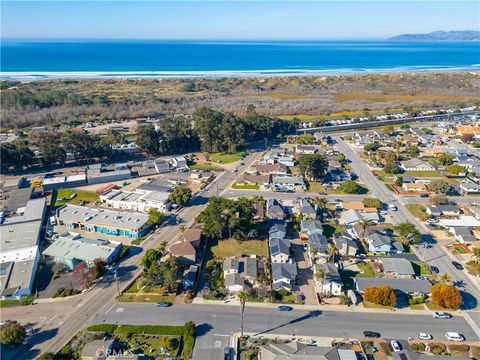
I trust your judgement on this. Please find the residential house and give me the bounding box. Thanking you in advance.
[272,175,304,190]
[266,199,286,220]
[367,233,403,255]
[170,156,189,171]
[355,277,432,297]
[269,238,291,263]
[340,209,379,226]
[333,232,359,257]
[309,233,329,260]
[393,350,471,360]
[254,163,288,176]
[400,159,434,172]
[300,219,323,239]
[271,262,297,291]
[81,339,115,360]
[223,256,258,292]
[252,202,265,221]
[236,173,271,186]
[460,182,480,194]
[469,206,480,220]
[321,263,344,296]
[295,144,317,154]
[341,202,377,213]
[179,228,203,250]
[380,258,415,278]
[259,342,357,360]
[449,226,476,243]
[402,183,427,192]
[269,222,287,239]
[293,198,317,219]
[42,232,122,270]
[426,205,461,217]
[168,241,196,265]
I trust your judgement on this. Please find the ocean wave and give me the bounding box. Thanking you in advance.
[1,65,480,80]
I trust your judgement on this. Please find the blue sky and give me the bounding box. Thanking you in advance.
[1,1,479,40]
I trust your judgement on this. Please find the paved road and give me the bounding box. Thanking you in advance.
[1,151,264,360]
[335,136,480,331]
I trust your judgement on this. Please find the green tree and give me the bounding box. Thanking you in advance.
[136,124,160,155]
[147,208,165,226]
[0,321,26,346]
[406,145,420,157]
[448,164,466,176]
[168,186,192,206]
[394,176,403,186]
[363,198,382,209]
[438,154,454,166]
[141,248,163,270]
[431,283,462,310]
[428,179,450,194]
[338,180,364,194]
[298,154,328,181]
[35,131,67,165]
[90,258,107,280]
[383,125,394,134]
[394,222,421,244]
[364,142,379,152]
[37,353,55,360]
[431,195,449,205]
[384,158,401,174]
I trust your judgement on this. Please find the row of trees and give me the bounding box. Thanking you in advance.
[141,247,183,292]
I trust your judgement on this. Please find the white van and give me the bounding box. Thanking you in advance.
[445,332,464,342]
[389,204,397,211]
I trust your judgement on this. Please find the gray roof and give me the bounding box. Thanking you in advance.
[334,232,359,251]
[271,262,297,281]
[355,277,432,294]
[298,199,316,214]
[0,258,36,298]
[43,232,121,263]
[260,342,356,360]
[450,226,472,236]
[380,258,415,276]
[225,272,245,288]
[56,204,149,231]
[324,263,343,284]
[341,209,379,225]
[223,257,258,280]
[267,199,285,215]
[269,238,290,257]
[272,176,304,185]
[269,222,287,238]
[401,158,433,169]
[368,233,392,248]
[301,219,323,233]
[393,350,470,360]
[309,233,329,254]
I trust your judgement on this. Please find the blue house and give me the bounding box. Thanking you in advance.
[367,233,392,254]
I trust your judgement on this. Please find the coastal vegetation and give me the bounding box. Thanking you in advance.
[1,73,479,129]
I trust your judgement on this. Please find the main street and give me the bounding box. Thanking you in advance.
[334,137,480,331]
[1,151,264,359]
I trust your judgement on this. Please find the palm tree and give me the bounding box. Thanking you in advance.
[472,248,480,262]
[358,219,371,240]
[328,244,337,262]
[440,273,451,284]
[238,291,247,338]
[179,224,186,234]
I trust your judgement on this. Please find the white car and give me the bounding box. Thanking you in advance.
[433,311,452,319]
[445,332,465,342]
[390,340,401,352]
[418,333,432,340]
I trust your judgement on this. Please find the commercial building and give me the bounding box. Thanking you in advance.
[56,204,150,239]
[0,197,47,299]
[86,164,132,185]
[42,232,122,270]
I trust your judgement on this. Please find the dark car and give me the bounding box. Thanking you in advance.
[452,261,464,270]
[224,347,232,360]
[156,301,172,308]
[430,266,439,274]
[420,193,429,198]
[363,331,381,338]
[278,305,293,312]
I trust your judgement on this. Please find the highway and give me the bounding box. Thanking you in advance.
[1,151,264,360]
[334,137,480,331]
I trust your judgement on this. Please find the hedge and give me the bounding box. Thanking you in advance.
[115,325,185,336]
[411,343,426,352]
[87,324,119,333]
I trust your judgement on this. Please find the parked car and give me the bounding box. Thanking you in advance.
[430,266,439,274]
[452,261,464,270]
[445,332,465,342]
[418,333,433,340]
[389,204,397,211]
[224,347,232,360]
[420,193,429,198]
[390,340,401,352]
[278,306,293,312]
[156,302,172,308]
[363,331,381,338]
[433,311,452,319]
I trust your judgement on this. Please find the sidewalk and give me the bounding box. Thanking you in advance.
[192,297,442,315]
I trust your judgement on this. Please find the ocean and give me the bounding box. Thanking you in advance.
[1,40,479,80]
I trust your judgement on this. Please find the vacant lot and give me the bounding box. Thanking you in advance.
[53,188,99,207]
[211,238,267,258]
[335,90,476,103]
[208,151,246,164]
[406,204,429,221]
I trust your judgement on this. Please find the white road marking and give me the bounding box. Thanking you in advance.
[214,334,230,337]
[105,304,116,314]
[214,341,222,348]
[116,307,124,313]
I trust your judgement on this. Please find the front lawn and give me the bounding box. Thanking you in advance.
[375,170,444,178]
[53,188,99,207]
[211,238,268,258]
[208,151,246,164]
[189,163,223,172]
[355,261,376,278]
[231,183,260,190]
[412,261,432,276]
[405,204,429,221]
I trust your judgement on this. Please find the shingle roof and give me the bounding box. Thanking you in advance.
[271,262,297,281]
[269,238,290,256]
[380,258,415,276]
[355,277,431,294]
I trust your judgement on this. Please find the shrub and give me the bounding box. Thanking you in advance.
[429,343,446,355]
[364,285,396,307]
[411,343,426,352]
[448,344,470,353]
[87,324,119,333]
[0,321,26,346]
[20,295,35,306]
[408,297,425,305]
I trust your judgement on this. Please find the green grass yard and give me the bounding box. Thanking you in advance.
[53,188,99,207]
[211,238,267,258]
[355,261,376,278]
[405,204,429,221]
[189,163,223,171]
[231,183,260,190]
[208,151,246,164]
[375,170,444,178]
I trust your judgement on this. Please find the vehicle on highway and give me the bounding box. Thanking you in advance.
[156,302,172,308]
[390,340,401,352]
[430,266,439,274]
[278,305,293,312]
[418,333,433,340]
[389,204,397,211]
[433,311,452,319]
[363,331,381,338]
[445,332,465,342]
[420,193,429,198]
[452,261,464,270]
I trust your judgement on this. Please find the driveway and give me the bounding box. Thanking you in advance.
[291,240,318,306]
